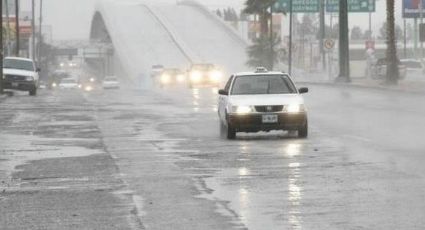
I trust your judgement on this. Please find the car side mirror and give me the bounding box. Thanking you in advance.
[298,87,309,94]
[36,68,41,72]
[218,89,228,95]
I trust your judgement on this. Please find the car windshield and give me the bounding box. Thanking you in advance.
[104,77,118,81]
[164,69,181,75]
[61,79,77,84]
[191,64,214,70]
[231,75,297,95]
[4,59,35,71]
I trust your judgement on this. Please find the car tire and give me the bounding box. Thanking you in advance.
[227,123,236,140]
[29,87,37,96]
[298,122,308,138]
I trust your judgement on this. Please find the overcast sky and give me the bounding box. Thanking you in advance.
[21,0,406,41]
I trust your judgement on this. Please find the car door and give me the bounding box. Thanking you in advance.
[218,75,234,122]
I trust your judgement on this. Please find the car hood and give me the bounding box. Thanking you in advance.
[3,68,36,77]
[228,94,304,106]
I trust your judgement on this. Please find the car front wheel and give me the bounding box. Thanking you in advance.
[298,122,308,138]
[226,123,236,140]
[29,87,37,96]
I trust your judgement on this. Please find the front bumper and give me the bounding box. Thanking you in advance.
[3,80,36,91]
[228,112,307,132]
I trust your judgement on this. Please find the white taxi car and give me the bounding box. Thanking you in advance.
[218,68,309,139]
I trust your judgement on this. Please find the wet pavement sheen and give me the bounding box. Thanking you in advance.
[1,85,425,229]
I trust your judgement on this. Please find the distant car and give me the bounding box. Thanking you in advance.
[218,67,309,139]
[187,63,223,88]
[400,59,424,77]
[2,57,40,96]
[158,68,186,87]
[102,76,120,89]
[59,78,79,89]
[372,58,407,80]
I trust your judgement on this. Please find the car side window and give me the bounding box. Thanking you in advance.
[224,75,234,93]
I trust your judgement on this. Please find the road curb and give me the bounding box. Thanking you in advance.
[295,80,425,94]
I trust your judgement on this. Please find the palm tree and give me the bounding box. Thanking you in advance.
[385,0,399,84]
[243,0,275,36]
[246,34,281,70]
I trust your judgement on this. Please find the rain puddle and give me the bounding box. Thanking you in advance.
[0,134,103,177]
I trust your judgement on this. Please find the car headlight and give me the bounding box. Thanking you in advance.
[26,76,34,81]
[209,70,222,82]
[85,85,93,91]
[232,105,253,114]
[177,74,185,82]
[190,71,202,82]
[285,104,305,113]
[90,78,95,82]
[52,82,57,88]
[161,74,171,84]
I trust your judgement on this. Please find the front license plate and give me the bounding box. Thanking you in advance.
[262,114,278,123]
[12,83,19,87]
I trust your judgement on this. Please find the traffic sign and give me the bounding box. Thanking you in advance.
[403,0,425,18]
[326,0,375,13]
[274,0,320,13]
[274,0,375,13]
[324,39,335,50]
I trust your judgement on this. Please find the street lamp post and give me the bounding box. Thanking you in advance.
[319,0,326,71]
[270,3,274,70]
[1,0,4,95]
[31,0,35,59]
[15,0,20,57]
[288,0,293,75]
[38,0,43,63]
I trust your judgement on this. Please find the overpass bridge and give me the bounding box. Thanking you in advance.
[89,0,248,85]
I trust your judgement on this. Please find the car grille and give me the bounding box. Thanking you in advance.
[5,74,26,81]
[255,105,284,112]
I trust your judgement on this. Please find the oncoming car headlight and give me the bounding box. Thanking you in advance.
[177,74,185,82]
[232,105,253,114]
[25,76,34,81]
[190,71,202,82]
[285,104,305,113]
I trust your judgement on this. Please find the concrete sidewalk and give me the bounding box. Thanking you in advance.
[293,71,425,94]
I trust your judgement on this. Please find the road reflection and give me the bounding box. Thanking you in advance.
[286,143,303,229]
[192,88,200,112]
[191,87,220,112]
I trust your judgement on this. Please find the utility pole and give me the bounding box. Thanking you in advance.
[1,0,4,95]
[337,0,350,82]
[270,3,274,70]
[421,0,424,59]
[38,0,43,63]
[31,0,35,59]
[5,0,11,56]
[368,12,372,39]
[319,0,326,71]
[288,0,293,75]
[15,0,19,57]
[404,18,407,58]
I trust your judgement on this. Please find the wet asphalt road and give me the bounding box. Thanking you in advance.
[1,85,425,229]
